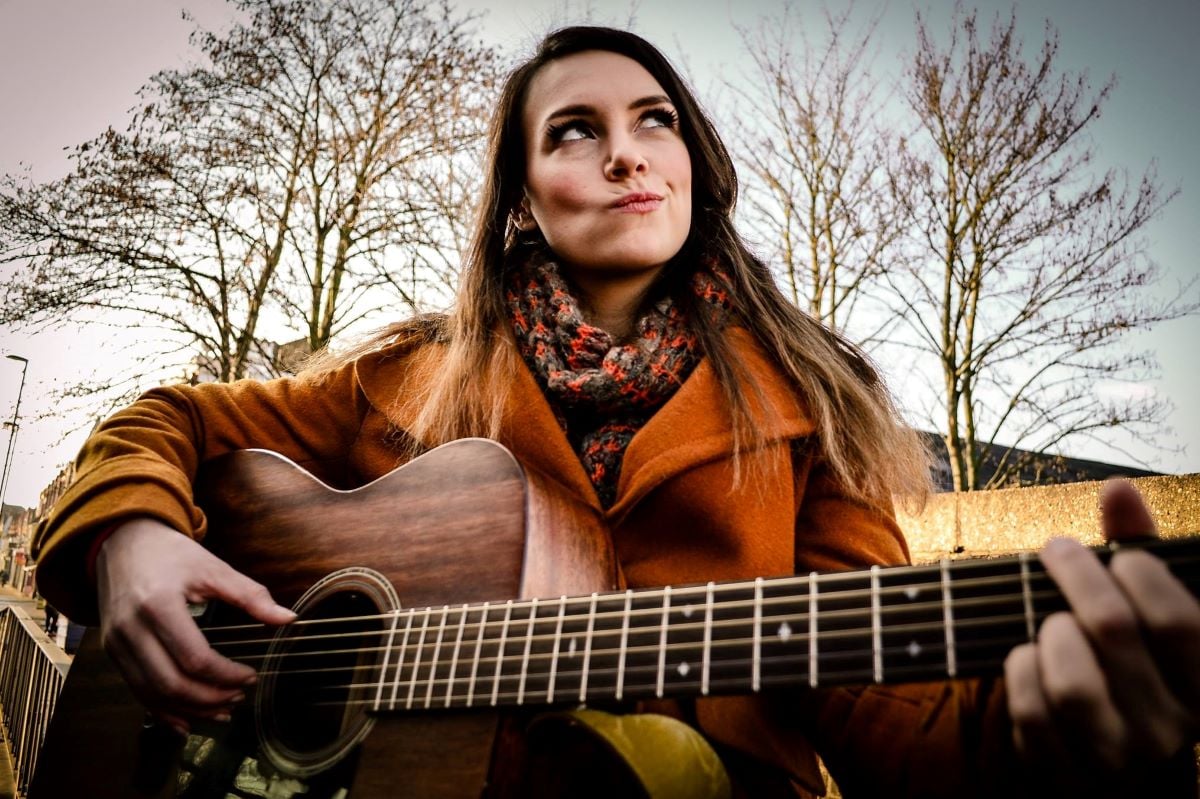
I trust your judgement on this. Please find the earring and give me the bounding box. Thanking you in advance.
[511,203,537,232]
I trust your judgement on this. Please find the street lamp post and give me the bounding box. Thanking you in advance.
[0,354,30,518]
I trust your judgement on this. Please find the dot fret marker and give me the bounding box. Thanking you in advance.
[677,662,690,677]
[778,621,792,643]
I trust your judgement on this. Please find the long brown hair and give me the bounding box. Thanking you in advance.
[319,26,929,507]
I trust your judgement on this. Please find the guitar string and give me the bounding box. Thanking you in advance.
[196,564,1046,637]
[234,610,1033,688]
[204,560,1200,665]
[215,599,1049,683]
[206,563,1200,675]
[199,549,1200,644]
[199,566,1071,648]
[288,638,1018,710]
[206,579,1067,664]
[212,553,1200,707]
[303,665,1005,709]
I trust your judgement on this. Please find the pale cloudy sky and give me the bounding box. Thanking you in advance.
[1,0,1197,507]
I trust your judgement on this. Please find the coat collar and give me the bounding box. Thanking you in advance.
[357,327,814,520]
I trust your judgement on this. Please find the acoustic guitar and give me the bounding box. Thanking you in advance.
[30,439,1200,797]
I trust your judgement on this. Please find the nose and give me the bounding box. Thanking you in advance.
[604,131,649,180]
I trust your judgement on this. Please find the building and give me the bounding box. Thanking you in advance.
[921,431,1158,492]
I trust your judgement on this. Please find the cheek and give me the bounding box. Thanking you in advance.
[532,170,590,215]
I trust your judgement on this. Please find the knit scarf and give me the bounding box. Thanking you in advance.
[506,249,732,507]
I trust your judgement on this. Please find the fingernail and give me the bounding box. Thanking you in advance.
[214,713,231,723]
[231,692,246,704]
[242,673,258,686]
[172,724,190,738]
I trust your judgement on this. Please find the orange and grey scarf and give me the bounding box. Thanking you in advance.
[506,250,731,506]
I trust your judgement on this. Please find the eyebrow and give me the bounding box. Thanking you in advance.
[544,94,674,125]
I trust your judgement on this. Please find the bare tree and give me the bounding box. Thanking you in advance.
[893,8,1190,490]
[0,0,496,390]
[729,4,905,346]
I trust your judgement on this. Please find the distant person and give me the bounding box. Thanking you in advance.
[43,602,59,637]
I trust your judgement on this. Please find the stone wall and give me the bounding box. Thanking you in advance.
[897,474,1200,563]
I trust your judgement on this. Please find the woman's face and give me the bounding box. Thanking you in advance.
[520,50,692,283]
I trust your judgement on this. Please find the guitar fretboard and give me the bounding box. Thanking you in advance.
[224,537,1200,714]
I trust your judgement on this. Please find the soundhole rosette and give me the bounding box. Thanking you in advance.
[255,567,400,778]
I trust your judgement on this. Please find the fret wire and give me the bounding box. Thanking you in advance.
[203,545,1200,642]
[1019,552,1035,642]
[701,582,715,696]
[546,596,567,704]
[808,571,818,688]
[387,610,414,711]
[752,577,763,693]
[580,592,598,703]
[517,598,537,706]
[491,600,513,707]
[941,559,957,678]
[374,609,404,712]
[445,604,469,708]
[309,628,1036,709]
[247,610,1059,689]
[870,565,882,684]
[317,648,1024,713]
[466,601,489,707]
[424,606,450,709]
[406,607,432,710]
[243,606,1051,680]
[656,586,671,698]
[209,565,1044,646]
[224,586,1072,673]
[615,590,633,701]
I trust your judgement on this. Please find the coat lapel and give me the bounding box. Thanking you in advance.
[608,327,814,522]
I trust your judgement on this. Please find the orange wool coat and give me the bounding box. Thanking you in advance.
[33,327,1017,797]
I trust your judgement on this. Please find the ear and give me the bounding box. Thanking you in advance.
[511,198,538,232]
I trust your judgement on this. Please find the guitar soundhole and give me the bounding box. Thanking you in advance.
[256,567,399,778]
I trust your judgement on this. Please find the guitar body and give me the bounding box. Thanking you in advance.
[32,439,620,798]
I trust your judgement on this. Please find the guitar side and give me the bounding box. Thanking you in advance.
[31,439,618,799]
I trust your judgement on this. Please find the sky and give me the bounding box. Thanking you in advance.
[0,0,1197,508]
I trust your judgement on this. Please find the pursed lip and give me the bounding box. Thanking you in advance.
[611,191,664,208]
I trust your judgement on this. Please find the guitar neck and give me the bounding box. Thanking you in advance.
[248,537,1200,715]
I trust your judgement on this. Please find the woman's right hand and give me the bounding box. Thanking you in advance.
[96,518,296,736]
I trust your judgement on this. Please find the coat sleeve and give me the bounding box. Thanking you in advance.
[792,458,1022,798]
[31,357,374,623]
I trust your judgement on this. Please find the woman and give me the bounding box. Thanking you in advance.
[33,26,1199,797]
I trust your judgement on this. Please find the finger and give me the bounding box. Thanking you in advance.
[1110,549,1200,718]
[198,560,296,627]
[1040,538,1187,752]
[145,595,259,688]
[1037,612,1128,770]
[116,619,248,712]
[1099,480,1157,542]
[1005,643,1070,769]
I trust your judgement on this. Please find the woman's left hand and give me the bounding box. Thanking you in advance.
[1004,480,1200,792]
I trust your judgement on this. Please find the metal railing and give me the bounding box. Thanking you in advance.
[0,606,70,799]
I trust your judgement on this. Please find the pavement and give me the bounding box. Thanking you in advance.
[0,586,67,648]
